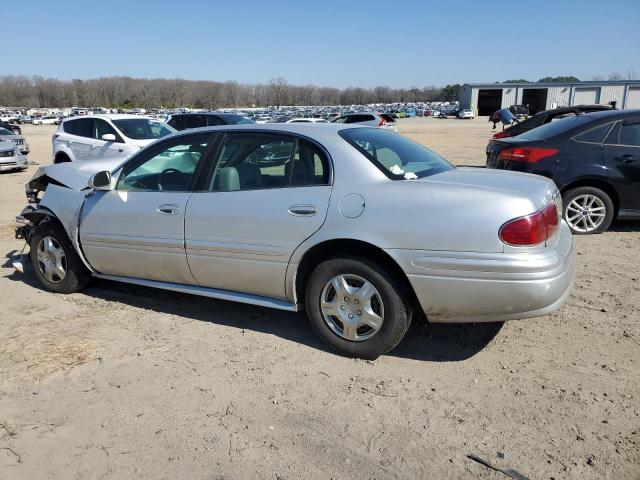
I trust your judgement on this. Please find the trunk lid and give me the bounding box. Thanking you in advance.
[422,167,558,211]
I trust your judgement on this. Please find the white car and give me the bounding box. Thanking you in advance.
[331,112,397,131]
[286,118,329,123]
[0,140,27,171]
[33,116,60,125]
[458,109,475,119]
[52,114,176,164]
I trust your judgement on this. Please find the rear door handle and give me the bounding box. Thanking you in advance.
[288,204,317,216]
[156,204,179,215]
[616,154,636,163]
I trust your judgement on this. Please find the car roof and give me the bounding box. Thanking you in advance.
[581,109,640,120]
[171,112,247,117]
[65,114,155,121]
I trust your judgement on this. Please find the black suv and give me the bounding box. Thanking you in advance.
[167,113,255,131]
[486,109,640,234]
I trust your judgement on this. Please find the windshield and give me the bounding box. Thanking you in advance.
[518,115,594,141]
[0,127,14,135]
[339,127,453,180]
[113,119,175,140]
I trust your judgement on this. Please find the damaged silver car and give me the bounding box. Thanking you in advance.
[15,124,576,358]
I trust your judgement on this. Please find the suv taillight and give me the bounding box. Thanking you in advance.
[498,147,558,163]
[499,203,559,246]
[378,117,386,127]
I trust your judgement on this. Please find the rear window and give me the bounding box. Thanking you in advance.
[518,115,593,141]
[339,127,453,180]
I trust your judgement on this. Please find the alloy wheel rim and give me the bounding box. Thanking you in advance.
[36,236,67,284]
[565,194,606,232]
[320,274,385,342]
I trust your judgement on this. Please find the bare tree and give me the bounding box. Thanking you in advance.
[267,77,289,108]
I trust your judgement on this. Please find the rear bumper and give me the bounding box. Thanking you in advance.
[385,221,576,323]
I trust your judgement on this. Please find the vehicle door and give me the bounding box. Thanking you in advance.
[603,118,640,209]
[62,118,94,161]
[87,118,132,162]
[185,132,332,299]
[79,132,216,284]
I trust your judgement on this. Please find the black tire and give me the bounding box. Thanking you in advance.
[29,220,91,294]
[562,186,614,235]
[305,256,412,359]
[54,153,71,164]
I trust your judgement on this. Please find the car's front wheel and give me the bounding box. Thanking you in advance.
[562,186,614,234]
[305,256,412,359]
[30,221,91,294]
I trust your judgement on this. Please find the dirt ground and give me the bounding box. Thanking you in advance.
[0,118,638,480]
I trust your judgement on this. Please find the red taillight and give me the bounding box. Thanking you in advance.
[493,131,511,139]
[378,117,386,126]
[499,203,559,246]
[498,147,558,163]
[541,202,559,239]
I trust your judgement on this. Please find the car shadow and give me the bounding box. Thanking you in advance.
[3,251,502,362]
[607,219,640,232]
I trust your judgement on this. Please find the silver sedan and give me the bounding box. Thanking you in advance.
[15,124,575,358]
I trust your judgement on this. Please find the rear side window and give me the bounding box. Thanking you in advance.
[615,123,640,146]
[64,118,93,137]
[380,114,395,123]
[207,134,329,191]
[207,116,221,126]
[574,123,613,144]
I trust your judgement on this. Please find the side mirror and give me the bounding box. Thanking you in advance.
[101,133,116,141]
[90,171,112,190]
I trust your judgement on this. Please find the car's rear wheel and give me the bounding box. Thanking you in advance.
[562,186,614,234]
[30,221,91,294]
[305,256,412,359]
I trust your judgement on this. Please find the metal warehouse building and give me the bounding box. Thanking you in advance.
[460,80,640,116]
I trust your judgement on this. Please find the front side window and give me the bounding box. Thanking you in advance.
[93,119,122,142]
[112,118,175,140]
[340,127,453,180]
[616,123,640,146]
[117,134,211,192]
[208,133,329,191]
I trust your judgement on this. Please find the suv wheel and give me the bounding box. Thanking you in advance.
[30,221,91,294]
[305,256,412,359]
[562,186,614,234]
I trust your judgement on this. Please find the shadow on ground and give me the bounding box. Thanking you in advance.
[4,250,502,362]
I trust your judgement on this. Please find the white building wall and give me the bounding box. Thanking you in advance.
[600,85,626,106]
[501,88,517,108]
[547,87,570,108]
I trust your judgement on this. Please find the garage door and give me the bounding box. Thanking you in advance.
[573,87,600,105]
[626,87,640,109]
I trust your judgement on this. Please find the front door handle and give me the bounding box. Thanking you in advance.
[156,204,179,215]
[288,204,317,216]
[616,154,636,163]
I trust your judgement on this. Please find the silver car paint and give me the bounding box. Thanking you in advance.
[25,123,575,322]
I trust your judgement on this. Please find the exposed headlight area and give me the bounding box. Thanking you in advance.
[0,149,16,158]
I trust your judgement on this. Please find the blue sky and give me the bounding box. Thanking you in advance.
[5,0,640,88]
